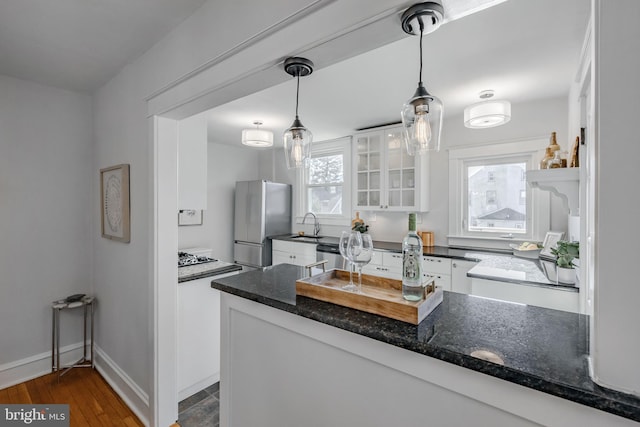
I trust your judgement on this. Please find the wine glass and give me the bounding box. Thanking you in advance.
[339,231,357,291]
[347,232,373,293]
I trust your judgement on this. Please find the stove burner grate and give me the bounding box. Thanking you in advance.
[178,252,217,267]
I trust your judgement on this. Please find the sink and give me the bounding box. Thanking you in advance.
[291,235,326,243]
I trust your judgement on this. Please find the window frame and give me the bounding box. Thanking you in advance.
[448,138,550,248]
[295,136,352,227]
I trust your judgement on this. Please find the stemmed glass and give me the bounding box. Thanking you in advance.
[347,232,373,293]
[339,231,357,291]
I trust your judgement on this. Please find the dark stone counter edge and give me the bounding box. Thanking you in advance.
[467,272,580,292]
[211,280,640,423]
[178,265,243,283]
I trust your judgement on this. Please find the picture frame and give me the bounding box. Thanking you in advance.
[539,231,564,260]
[178,209,203,226]
[100,164,130,243]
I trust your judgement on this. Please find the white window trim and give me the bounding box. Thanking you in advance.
[448,137,550,249]
[295,136,352,227]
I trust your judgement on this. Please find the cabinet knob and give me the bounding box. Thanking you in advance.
[453,263,457,268]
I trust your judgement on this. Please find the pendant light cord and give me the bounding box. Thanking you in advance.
[418,19,424,84]
[295,73,300,117]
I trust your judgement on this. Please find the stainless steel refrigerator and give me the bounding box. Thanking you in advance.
[234,180,291,268]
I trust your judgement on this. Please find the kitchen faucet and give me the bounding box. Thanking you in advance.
[302,212,320,236]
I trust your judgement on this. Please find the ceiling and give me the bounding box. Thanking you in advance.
[206,0,590,146]
[0,0,208,92]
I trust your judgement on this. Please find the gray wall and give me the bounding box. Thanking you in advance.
[178,142,261,262]
[0,74,92,366]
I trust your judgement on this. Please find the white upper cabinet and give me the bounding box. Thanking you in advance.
[353,125,429,212]
[178,113,208,210]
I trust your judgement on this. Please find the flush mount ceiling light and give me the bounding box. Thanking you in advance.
[283,57,314,169]
[400,1,445,155]
[242,121,273,147]
[464,90,511,129]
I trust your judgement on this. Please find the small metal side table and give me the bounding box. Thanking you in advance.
[51,296,95,378]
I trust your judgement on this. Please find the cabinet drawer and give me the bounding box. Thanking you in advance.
[383,252,404,269]
[272,240,316,257]
[363,264,401,280]
[424,272,451,291]
[422,256,451,275]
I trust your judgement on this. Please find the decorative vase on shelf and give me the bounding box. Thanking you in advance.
[547,150,563,169]
[540,131,561,169]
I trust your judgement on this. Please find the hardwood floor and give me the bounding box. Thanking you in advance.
[0,368,144,427]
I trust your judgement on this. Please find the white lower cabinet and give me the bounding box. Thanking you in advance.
[362,250,402,279]
[272,240,316,267]
[451,260,479,294]
[362,251,455,292]
[471,278,579,313]
[423,256,452,291]
[177,277,220,400]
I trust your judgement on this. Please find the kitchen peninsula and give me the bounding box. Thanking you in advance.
[212,264,640,426]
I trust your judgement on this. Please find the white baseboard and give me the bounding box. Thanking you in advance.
[94,346,149,426]
[0,343,85,389]
[178,372,219,401]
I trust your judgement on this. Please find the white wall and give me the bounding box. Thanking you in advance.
[0,74,92,384]
[178,143,261,261]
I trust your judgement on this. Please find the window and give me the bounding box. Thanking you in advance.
[307,154,343,214]
[296,137,351,226]
[449,138,550,245]
[469,161,526,233]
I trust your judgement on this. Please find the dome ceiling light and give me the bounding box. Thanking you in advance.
[283,57,314,169]
[400,1,445,155]
[464,90,512,129]
[242,121,274,147]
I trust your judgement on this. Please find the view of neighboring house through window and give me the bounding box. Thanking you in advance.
[467,161,527,234]
[307,153,343,214]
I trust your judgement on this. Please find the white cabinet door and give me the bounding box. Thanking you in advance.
[178,113,207,210]
[451,260,478,294]
[353,125,429,212]
[177,277,220,400]
[272,240,317,267]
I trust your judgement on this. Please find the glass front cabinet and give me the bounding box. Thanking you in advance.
[353,125,429,212]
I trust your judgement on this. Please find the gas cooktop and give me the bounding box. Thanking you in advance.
[178,251,217,267]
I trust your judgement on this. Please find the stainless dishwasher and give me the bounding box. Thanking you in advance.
[316,244,345,269]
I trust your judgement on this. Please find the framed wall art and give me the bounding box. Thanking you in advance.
[100,164,130,243]
[539,231,564,260]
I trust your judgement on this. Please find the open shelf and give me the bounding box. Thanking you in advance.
[526,168,580,215]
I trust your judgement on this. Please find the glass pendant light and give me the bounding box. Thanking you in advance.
[283,57,314,169]
[400,2,444,155]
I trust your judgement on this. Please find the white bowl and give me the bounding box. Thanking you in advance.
[509,244,541,259]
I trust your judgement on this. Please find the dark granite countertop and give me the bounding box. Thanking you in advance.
[271,234,497,261]
[211,263,640,422]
